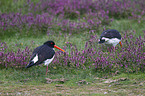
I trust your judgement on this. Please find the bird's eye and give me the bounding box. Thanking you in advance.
[51,43,53,44]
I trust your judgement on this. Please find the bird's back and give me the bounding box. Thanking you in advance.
[100,29,121,39]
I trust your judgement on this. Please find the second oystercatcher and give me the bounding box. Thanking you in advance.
[26,40,65,75]
[98,29,122,51]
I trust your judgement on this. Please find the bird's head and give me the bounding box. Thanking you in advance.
[98,37,107,44]
[44,41,55,47]
[44,41,65,52]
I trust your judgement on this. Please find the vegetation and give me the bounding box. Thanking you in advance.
[0,0,145,95]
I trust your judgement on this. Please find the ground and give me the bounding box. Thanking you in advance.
[1,70,145,95]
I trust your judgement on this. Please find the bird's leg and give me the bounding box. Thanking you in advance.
[107,47,111,52]
[107,47,110,52]
[113,47,116,52]
[46,65,48,76]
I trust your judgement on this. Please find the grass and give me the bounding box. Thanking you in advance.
[1,67,145,95]
[1,19,144,53]
[0,0,39,13]
[107,19,145,37]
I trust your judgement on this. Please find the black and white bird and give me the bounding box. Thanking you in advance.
[98,29,122,51]
[26,41,65,75]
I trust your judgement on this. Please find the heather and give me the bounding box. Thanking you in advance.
[0,42,31,68]
[38,31,145,73]
[1,30,144,73]
[1,0,145,38]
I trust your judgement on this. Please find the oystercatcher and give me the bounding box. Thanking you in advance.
[26,41,65,75]
[98,29,122,51]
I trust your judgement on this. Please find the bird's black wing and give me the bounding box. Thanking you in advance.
[29,45,42,61]
[30,45,55,65]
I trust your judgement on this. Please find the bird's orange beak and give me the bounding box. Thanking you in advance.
[119,41,122,48]
[54,45,65,52]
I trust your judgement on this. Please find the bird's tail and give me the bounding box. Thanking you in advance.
[25,61,35,68]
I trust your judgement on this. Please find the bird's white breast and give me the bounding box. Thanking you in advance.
[44,55,55,66]
[102,37,121,47]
